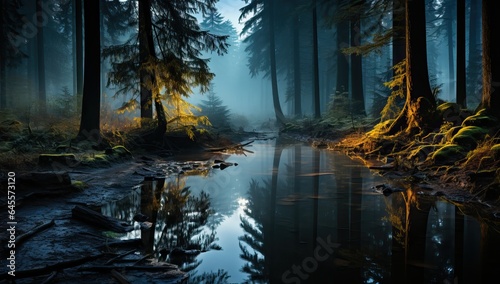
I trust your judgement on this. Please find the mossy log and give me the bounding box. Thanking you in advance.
[39,154,79,168]
[71,205,134,233]
[17,171,72,189]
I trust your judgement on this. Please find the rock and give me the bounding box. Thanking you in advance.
[39,153,79,168]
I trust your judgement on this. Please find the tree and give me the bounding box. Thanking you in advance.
[350,0,366,116]
[73,0,83,112]
[197,83,230,129]
[36,0,46,115]
[456,0,465,108]
[240,0,286,125]
[312,0,320,118]
[0,0,25,109]
[77,0,101,141]
[385,0,437,135]
[478,0,500,114]
[105,0,228,138]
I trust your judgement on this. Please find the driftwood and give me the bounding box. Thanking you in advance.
[78,264,179,272]
[111,269,131,284]
[0,253,105,280]
[72,205,134,233]
[97,238,142,250]
[205,140,254,152]
[105,249,136,265]
[40,271,58,284]
[16,219,55,247]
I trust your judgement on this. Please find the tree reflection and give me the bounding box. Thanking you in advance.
[385,188,433,283]
[146,177,221,273]
[239,141,284,283]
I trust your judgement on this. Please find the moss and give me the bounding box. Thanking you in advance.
[72,180,89,190]
[490,144,500,160]
[444,126,462,142]
[432,144,467,165]
[107,145,132,157]
[450,126,489,150]
[461,113,498,128]
[408,145,439,163]
[367,119,394,138]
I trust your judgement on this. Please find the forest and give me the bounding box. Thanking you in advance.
[1,0,500,283]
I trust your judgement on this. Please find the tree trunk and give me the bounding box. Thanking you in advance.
[268,0,286,125]
[0,0,5,109]
[350,0,366,116]
[312,0,321,118]
[74,0,83,113]
[456,0,466,108]
[335,7,349,95]
[467,0,480,106]
[139,0,154,124]
[36,0,46,115]
[478,0,500,114]
[392,0,405,73]
[446,2,455,101]
[77,0,101,141]
[292,0,302,117]
[386,0,437,135]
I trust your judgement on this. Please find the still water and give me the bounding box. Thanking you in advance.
[102,137,500,283]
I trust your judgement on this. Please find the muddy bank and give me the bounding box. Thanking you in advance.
[0,131,261,283]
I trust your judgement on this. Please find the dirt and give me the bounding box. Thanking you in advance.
[0,129,257,283]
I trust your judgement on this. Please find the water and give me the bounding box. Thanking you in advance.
[102,137,500,283]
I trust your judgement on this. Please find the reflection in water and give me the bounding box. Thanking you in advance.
[102,139,500,283]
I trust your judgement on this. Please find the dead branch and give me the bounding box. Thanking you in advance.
[111,269,131,284]
[16,219,55,247]
[72,205,134,233]
[0,253,105,280]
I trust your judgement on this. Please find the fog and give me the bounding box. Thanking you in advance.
[0,0,482,130]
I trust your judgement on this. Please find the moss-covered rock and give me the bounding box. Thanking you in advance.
[432,144,467,165]
[408,145,439,163]
[490,144,500,161]
[461,112,498,128]
[444,126,463,143]
[450,126,489,150]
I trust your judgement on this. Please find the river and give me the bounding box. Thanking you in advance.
[102,136,500,283]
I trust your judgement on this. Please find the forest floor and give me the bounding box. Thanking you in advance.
[0,116,261,283]
[282,110,500,225]
[1,109,500,282]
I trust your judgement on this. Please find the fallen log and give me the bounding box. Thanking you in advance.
[16,219,55,247]
[78,264,180,273]
[205,140,254,152]
[72,205,134,233]
[105,249,136,265]
[111,269,131,284]
[97,238,142,250]
[0,253,105,280]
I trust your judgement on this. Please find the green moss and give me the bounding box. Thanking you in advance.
[450,126,489,150]
[444,126,462,142]
[461,113,498,128]
[432,144,467,165]
[490,144,500,160]
[367,119,394,137]
[408,145,439,163]
[72,180,89,190]
[111,145,132,156]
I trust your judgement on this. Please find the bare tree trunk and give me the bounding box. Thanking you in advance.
[268,0,286,125]
[74,0,83,113]
[312,0,321,118]
[456,0,466,107]
[36,0,46,115]
[139,0,154,124]
[77,0,101,141]
[478,0,500,114]
[292,0,302,117]
[350,0,366,116]
[386,0,437,135]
